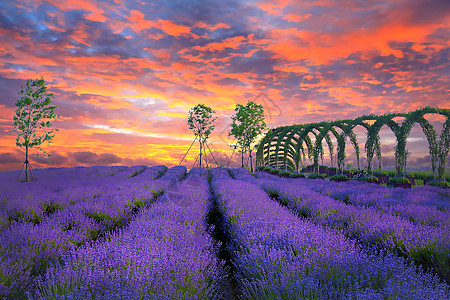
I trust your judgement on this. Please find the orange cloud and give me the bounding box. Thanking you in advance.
[157,20,191,36]
[209,23,231,31]
[283,13,312,22]
[191,35,247,52]
[0,0,448,171]
[273,63,309,73]
[128,10,156,32]
[265,19,447,64]
[128,11,192,37]
[256,0,291,16]
[46,0,103,12]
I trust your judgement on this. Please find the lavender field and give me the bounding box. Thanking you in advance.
[0,165,449,299]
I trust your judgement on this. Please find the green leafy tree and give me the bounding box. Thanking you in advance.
[229,101,266,172]
[13,77,60,182]
[187,104,216,167]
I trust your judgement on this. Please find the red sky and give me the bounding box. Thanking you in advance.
[0,0,449,171]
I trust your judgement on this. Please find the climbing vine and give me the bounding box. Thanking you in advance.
[256,107,449,178]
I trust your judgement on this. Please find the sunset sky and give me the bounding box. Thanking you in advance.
[0,0,449,171]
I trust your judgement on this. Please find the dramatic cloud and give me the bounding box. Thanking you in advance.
[0,0,448,171]
[0,152,20,164]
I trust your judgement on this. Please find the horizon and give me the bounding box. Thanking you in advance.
[0,0,449,171]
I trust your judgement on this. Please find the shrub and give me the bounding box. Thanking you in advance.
[269,169,281,175]
[409,171,434,180]
[278,171,291,178]
[358,176,379,182]
[426,180,449,188]
[255,166,265,171]
[343,169,352,174]
[385,169,396,177]
[329,175,348,182]
[290,172,305,178]
[263,166,272,172]
[373,171,389,177]
[307,173,326,179]
[328,167,338,171]
[388,177,410,184]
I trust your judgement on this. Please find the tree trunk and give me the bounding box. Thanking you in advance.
[249,149,253,172]
[241,148,244,168]
[199,142,202,167]
[25,145,29,182]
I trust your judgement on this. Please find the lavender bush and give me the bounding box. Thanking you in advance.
[210,167,449,298]
[250,170,450,285]
[33,167,223,299]
[0,165,175,298]
[0,165,449,299]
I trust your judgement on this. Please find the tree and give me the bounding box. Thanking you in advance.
[229,101,266,172]
[187,104,216,167]
[13,77,60,182]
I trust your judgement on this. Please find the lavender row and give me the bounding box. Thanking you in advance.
[0,165,168,230]
[253,171,450,230]
[33,167,223,300]
[247,171,450,285]
[0,166,183,299]
[289,176,450,226]
[210,167,449,299]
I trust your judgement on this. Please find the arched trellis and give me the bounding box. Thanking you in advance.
[365,113,400,173]
[256,107,449,178]
[394,107,449,178]
[313,117,379,173]
[342,116,379,171]
[292,124,323,172]
[312,120,346,170]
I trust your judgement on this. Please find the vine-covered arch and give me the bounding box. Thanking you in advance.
[312,121,346,170]
[256,107,449,177]
[394,107,449,178]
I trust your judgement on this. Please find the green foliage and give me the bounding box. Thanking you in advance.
[187,104,216,167]
[40,200,64,216]
[426,180,449,188]
[289,172,305,178]
[388,177,410,184]
[330,174,348,181]
[255,166,265,171]
[256,107,449,180]
[278,171,291,177]
[229,100,266,156]
[358,176,379,182]
[385,169,396,177]
[265,189,280,200]
[307,173,326,179]
[328,167,338,171]
[437,117,450,179]
[187,104,216,143]
[128,168,145,178]
[408,171,434,180]
[337,133,346,172]
[268,169,280,175]
[13,77,60,157]
[373,171,389,177]
[263,166,272,172]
